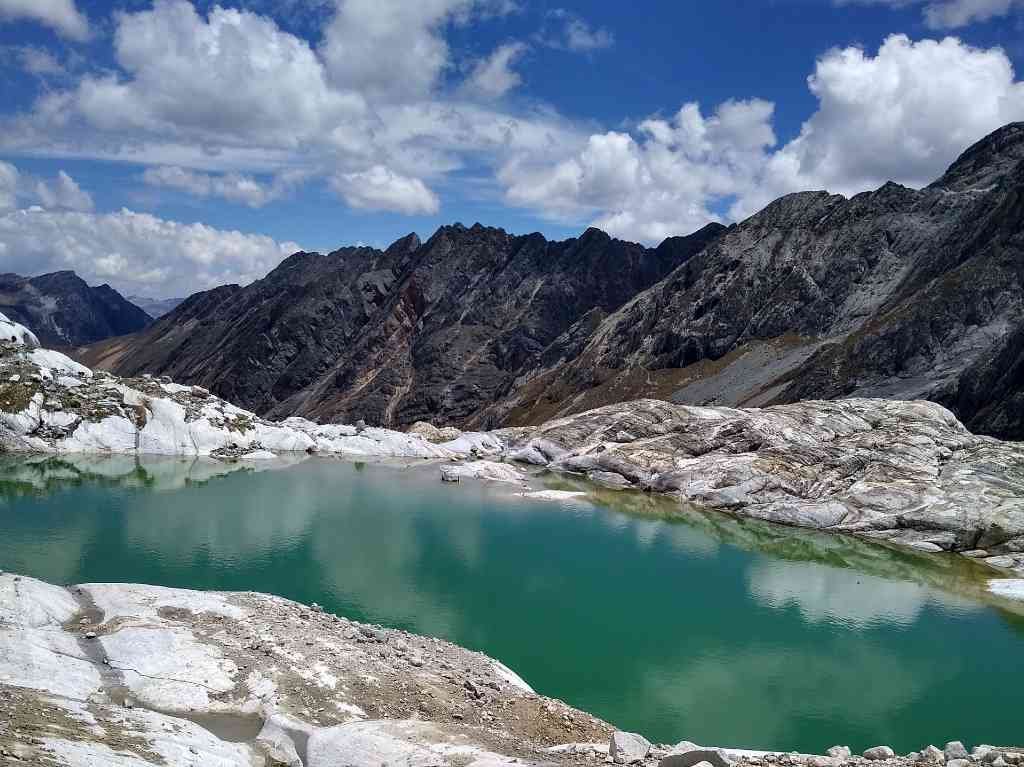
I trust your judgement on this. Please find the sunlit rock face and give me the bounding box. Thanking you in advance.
[499,397,1024,577]
[0,341,495,460]
[0,572,606,766]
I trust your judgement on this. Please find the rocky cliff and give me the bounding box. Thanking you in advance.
[77,224,726,428]
[0,271,152,347]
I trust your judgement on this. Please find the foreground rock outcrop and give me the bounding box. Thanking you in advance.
[2,574,1021,766]
[0,573,608,766]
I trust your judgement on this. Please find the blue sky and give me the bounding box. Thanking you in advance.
[1,0,1023,298]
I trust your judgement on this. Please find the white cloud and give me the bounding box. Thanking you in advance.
[502,34,1024,243]
[0,161,17,213]
[330,165,440,215]
[34,170,93,211]
[70,0,363,150]
[10,45,65,76]
[0,0,89,41]
[739,34,1024,216]
[2,0,578,220]
[538,9,614,52]
[501,99,776,242]
[319,0,517,103]
[0,205,301,298]
[142,166,304,207]
[840,0,1019,28]
[462,42,528,99]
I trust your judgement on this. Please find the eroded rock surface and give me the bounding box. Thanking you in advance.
[499,398,1024,577]
[0,573,611,766]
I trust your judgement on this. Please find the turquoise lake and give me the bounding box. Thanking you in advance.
[1,454,1022,754]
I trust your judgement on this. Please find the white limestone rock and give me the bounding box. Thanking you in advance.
[610,731,652,764]
[0,311,38,347]
[440,460,525,484]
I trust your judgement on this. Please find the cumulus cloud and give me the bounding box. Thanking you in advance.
[34,170,93,211]
[319,0,518,103]
[0,205,302,298]
[330,165,441,215]
[462,42,528,99]
[840,0,1019,28]
[142,166,306,208]
[0,0,89,41]
[502,34,1024,243]
[2,0,579,219]
[501,99,776,242]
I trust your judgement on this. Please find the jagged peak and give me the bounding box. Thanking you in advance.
[385,232,421,254]
[932,121,1024,192]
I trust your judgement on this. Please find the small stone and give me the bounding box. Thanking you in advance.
[191,386,210,399]
[863,747,895,761]
[945,744,969,762]
[828,747,852,761]
[408,655,424,667]
[84,631,97,639]
[609,732,651,765]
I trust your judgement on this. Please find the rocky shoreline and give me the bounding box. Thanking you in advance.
[2,323,1024,590]
[1,572,1021,766]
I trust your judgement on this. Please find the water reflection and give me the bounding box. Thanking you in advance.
[1,456,1023,752]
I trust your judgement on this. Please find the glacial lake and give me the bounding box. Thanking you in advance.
[1,454,1022,754]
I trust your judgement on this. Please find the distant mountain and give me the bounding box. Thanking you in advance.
[76,123,1024,439]
[126,295,186,318]
[76,223,725,427]
[0,271,152,347]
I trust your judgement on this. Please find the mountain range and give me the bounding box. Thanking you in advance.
[0,271,152,347]
[76,122,1024,440]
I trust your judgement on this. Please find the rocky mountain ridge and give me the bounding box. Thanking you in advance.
[77,123,1024,439]
[0,270,152,347]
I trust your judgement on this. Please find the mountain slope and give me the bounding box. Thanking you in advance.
[79,224,725,427]
[0,271,152,346]
[486,123,1024,439]
[78,123,1024,439]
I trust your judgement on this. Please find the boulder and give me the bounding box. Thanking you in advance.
[944,743,969,761]
[863,746,896,761]
[609,731,651,765]
[828,747,853,760]
[919,746,945,764]
[660,748,735,767]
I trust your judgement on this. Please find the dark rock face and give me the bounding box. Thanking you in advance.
[79,224,724,427]
[0,271,152,347]
[77,123,1024,439]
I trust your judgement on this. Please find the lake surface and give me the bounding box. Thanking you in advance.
[1,454,1022,753]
